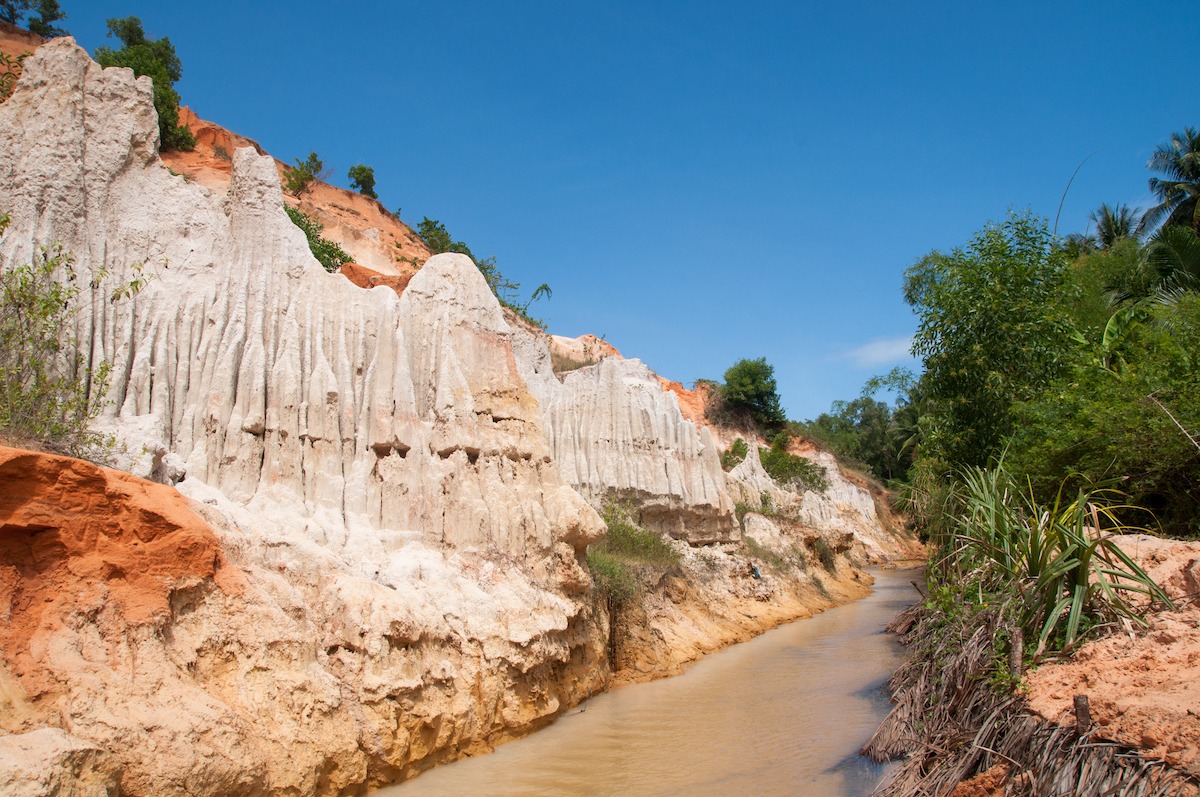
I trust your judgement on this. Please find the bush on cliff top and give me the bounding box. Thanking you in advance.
[94,16,195,152]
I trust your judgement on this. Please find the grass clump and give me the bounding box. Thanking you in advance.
[942,463,1172,657]
[586,501,680,668]
[743,535,788,572]
[812,537,837,572]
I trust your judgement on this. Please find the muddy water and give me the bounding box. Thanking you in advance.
[382,568,919,797]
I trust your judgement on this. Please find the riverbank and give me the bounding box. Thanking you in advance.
[867,535,1200,797]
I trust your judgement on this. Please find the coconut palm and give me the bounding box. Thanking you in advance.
[1143,126,1200,234]
[1088,202,1142,248]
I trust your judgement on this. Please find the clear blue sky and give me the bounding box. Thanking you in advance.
[59,1,1197,420]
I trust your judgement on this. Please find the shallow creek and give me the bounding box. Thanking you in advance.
[382,567,920,796]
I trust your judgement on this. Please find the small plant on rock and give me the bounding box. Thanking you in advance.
[285,204,351,273]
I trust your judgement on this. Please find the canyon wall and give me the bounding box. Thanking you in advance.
[0,40,916,795]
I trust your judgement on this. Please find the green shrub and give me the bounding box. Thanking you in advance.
[94,17,195,152]
[714,357,787,432]
[597,501,680,568]
[720,437,748,471]
[586,549,639,604]
[0,213,145,460]
[945,463,1173,657]
[285,205,352,273]
[759,437,828,493]
[0,52,26,104]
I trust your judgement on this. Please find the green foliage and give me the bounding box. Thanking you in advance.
[347,164,377,199]
[0,213,146,460]
[285,204,351,273]
[720,437,747,471]
[940,463,1173,657]
[284,152,324,196]
[743,535,788,572]
[585,549,639,604]
[904,211,1075,469]
[1,0,66,37]
[0,51,25,104]
[94,17,195,152]
[759,434,828,493]
[1144,126,1200,234]
[716,357,787,432]
[1008,294,1200,536]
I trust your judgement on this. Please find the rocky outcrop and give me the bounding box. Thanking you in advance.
[511,324,735,543]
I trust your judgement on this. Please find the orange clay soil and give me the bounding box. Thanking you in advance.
[162,108,431,276]
[0,446,243,710]
[0,19,40,59]
[1023,535,1200,777]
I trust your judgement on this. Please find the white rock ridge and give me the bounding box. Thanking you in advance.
[0,39,607,796]
[510,323,736,544]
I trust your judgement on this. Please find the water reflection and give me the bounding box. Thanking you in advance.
[380,569,920,797]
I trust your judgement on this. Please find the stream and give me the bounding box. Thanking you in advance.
[381,567,919,797]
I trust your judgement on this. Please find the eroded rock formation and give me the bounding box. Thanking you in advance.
[0,38,917,796]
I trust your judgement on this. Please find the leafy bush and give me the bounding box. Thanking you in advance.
[0,52,24,104]
[596,501,680,568]
[285,204,351,272]
[347,164,378,199]
[759,435,828,493]
[283,152,324,196]
[720,437,747,471]
[0,213,145,460]
[94,17,195,152]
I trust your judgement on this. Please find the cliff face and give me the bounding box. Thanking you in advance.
[0,39,607,796]
[0,39,917,796]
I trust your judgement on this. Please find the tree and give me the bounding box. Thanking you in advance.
[284,152,325,196]
[1089,202,1142,248]
[1143,126,1200,234]
[347,164,377,199]
[1,0,66,37]
[94,17,195,151]
[903,211,1075,468]
[719,357,787,432]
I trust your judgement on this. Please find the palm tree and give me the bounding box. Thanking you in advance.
[1143,126,1200,234]
[1089,203,1142,248]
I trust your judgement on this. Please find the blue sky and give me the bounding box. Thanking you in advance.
[60,1,1197,420]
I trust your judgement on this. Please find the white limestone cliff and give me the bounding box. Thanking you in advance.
[510,324,736,543]
[0,39,607,796]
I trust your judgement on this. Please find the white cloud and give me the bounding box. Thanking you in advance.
[842,335,914,368]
